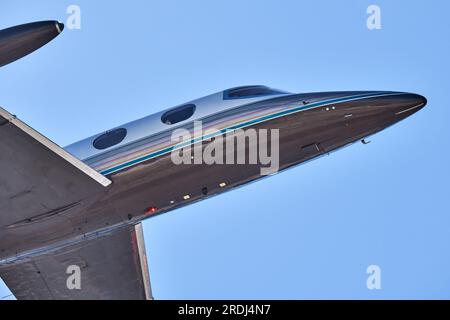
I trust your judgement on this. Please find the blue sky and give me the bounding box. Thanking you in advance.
[1,0,449,299]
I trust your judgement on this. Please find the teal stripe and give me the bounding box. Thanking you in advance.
[100,92,397,175]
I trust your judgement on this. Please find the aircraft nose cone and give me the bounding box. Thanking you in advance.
[394,93,427,117]
[414,93,427,107]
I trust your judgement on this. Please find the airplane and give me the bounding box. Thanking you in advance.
[0,21,427,300]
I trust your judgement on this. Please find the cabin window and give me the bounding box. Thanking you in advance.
[161,104,196,125]
[223,86,286,100]
[93,128,127,150]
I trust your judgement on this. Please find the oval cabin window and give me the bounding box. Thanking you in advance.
[161,104,196,125]
[223,86,287,100]
[93,128,127,150]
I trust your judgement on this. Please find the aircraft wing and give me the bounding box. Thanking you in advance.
[0,107,152,299]
[0,223,153,299]
[0,106,111,229]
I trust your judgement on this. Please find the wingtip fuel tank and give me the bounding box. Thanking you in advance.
[0,20,64,68]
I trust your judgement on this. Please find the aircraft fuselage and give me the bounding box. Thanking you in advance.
[0,89,427,263]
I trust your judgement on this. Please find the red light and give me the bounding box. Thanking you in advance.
[145,207,157,215]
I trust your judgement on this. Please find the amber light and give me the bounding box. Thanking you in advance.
[145,207,158,215]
